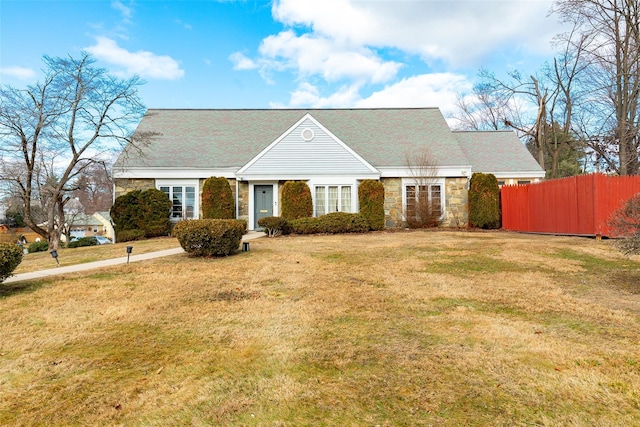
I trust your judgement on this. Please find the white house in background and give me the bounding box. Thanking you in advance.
[113,108,544,229]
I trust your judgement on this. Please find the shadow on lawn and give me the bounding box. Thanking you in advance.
[0,280,46,298]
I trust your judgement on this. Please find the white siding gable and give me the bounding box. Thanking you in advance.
[237,113,379,179]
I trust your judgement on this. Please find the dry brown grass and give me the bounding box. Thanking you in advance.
[1,230,639,426]
[13,237,181,274]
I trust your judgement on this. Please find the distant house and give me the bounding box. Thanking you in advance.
[113,108,544,230]
[68,212,115,240]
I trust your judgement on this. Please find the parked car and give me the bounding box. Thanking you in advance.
[92,236,112,245]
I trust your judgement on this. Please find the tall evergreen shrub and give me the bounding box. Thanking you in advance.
[468,172,500,229]
[111,189,171,241]
[358,179,385,230]
[281,181,312,220]
[202,177,235,219]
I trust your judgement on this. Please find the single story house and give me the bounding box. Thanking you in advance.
[68,212,115,240]
[113,108,544,230]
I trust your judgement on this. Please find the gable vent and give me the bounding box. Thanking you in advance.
[301,128,314,141]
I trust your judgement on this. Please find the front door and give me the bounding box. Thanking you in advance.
[254,185,273,229]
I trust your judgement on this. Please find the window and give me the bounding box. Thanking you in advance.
[517,180,531,185]
[160,185,196,220]
[315,185,352,216]
[405,184,442,226]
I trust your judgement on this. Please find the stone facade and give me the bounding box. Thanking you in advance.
[237,180,249,221]
[114,178,155,199]
[381,178,403,228]
[443,177,468,227]
[381,177,469,228]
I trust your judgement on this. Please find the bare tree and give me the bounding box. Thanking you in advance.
[72,162,114,215]
[555,0,640,175]
[405,150,443,228]
[0,53,145,250]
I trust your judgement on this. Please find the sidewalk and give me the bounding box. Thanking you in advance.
[4,231,265,284]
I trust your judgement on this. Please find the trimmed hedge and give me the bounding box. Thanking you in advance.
[172,219,245,257]
[202,177,235,219]
[281,181,313,220]
[358,179,385,231]
[257,216,291,237]
[28,240,49,253]
[290,212,370,234]
[111,189,172,241]
[67,236,99,248]
[0,243,23,283]
[469,172,500,229]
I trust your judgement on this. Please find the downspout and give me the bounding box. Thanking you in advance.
[235,178,239,219]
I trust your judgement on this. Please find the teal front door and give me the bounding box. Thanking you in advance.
[254,185,273,229]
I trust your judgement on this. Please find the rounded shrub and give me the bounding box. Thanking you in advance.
[202,177,235,219]
[28,240,49,253]
[281,181,312,220]
[290,212,370,234]
[358,179,385,231]
[257,216,291,237]
[0,243,24,283]
[469,172,500,229]
[172,219,244,257]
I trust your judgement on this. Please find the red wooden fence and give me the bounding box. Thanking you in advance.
[501,174,640,237]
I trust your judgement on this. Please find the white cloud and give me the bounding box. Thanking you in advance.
[244,0,568,110]
[287,81,361,108]
[356,73,472,113]
[0,66,36,81]
[229,52,257,70]
[258,30,401,84]
[283,73,472,111]
[272,0,562,67]
[111,0,132,22]
[85,37,184,80]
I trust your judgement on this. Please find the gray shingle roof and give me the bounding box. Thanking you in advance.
[115,108,543,175]
[453,130,544,174]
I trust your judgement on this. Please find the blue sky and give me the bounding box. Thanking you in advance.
[1,0,567,116]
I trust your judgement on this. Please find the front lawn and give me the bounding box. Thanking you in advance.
[1,231,639,426]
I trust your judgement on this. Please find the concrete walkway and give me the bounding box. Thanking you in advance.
[4,231,265,284]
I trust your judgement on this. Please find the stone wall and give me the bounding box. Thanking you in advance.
[443,177,468,227]
[381,177,469,228]
[237,181,249,221]
[381,178,403,228]
[113,178,155,199]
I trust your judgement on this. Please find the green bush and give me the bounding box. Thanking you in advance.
[469,172,500,229]
[140,188,173,237]
[28,240,49,253]
[290,212,370,234]
[67,236,99,248]
[111,189,171,241]
[116,229,146,242]
[358,179,385,230]
[0,243,23,283]
[281,181,313,220]
[172,219,244,257]
[257,216,291,237]
[202,177,235,219]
